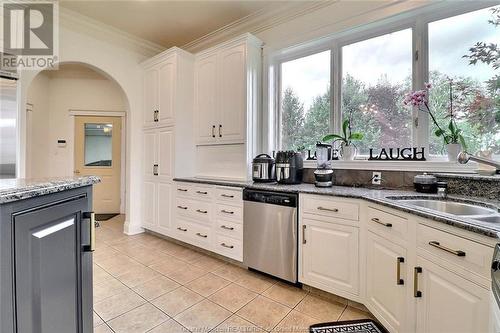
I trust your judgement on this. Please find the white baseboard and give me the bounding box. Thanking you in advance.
[123,222,144,235]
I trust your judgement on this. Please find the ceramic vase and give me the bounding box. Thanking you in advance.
[341,144,357,161]
[446,143,461,162]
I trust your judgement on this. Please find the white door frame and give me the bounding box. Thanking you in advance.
[69,109,127,214]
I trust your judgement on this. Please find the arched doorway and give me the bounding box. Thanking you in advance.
[25,62,129,215]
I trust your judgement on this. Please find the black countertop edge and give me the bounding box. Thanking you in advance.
[0,176,101,204]
[433,173,500,181]
[174,177,500,239]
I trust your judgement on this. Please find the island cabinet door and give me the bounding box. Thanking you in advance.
[13,196,92,333]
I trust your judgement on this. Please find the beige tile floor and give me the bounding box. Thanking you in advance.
[93,215,372,333]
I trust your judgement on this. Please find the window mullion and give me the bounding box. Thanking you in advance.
[414,18,430,158]
[332,43,342,137]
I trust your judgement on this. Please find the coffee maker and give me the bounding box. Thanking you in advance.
[314,142,333,187]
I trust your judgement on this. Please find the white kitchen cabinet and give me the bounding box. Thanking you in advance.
[143,127,173,183]
[300,217,359,297]
[194,34,262,145]
[366,231,408,333]
[157,182,172,232]
[143,68,158,127]
[415,256,490,333]
[143,130,157,179]
[142,180,156,228]
[194,53,218,143]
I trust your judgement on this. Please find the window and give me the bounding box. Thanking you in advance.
[429,6,499,157]
[342,29,413,155]
[274,3,499,164]
[280,50,330,151]
[84,123,113,167]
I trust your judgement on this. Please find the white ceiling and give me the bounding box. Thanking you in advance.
[59,0,288,48]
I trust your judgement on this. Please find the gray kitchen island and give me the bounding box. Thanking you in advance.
[0,176,100,333]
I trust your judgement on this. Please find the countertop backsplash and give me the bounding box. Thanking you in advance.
[302,168,499,200]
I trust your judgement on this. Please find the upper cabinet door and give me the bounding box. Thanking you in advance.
[144,68,159,127]
[218,43,246,144]
[194,53,218,144]
[158,60,176,126]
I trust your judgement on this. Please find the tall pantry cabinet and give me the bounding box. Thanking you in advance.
[141,48,195,234]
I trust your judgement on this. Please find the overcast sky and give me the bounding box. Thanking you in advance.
[281,5,499,111]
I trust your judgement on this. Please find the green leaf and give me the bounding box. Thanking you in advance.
[322,134,346,142]
[350,132,364,140]
[342,119,349,139]
[458,134,467,150]
[435,129,445,137]
[448,121,456,133]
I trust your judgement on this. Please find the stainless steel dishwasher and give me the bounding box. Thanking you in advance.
[243,188,298,283]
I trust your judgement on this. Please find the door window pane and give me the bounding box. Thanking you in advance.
[84,123,112,166]
[342,29,413,156]
[429,6,499,157]
[280,50,331,151]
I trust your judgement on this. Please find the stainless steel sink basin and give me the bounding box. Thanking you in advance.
[474,215,500,223]
[397,199,497,217]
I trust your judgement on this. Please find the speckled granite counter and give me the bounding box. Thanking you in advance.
[0,176,101,204]
[174,177,500,238]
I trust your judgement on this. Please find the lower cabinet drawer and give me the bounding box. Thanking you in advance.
[216,203,243,221]
[417,223,492,280]
[215,219,243,240]
[214,234,242,262]
[173,219,191,240]
[367,206,408,241]
[190,223,212,249]
[302,195,359,222]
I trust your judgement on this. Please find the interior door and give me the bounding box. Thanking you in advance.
[194,53,218,144]
[218,43,246,143]
[74,116,122,214]
[366,231,407,332]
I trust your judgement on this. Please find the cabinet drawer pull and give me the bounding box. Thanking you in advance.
[177,227,187,232]
[177,188,188,192]
[428,241,466,257]
[221,209,234,215]
[302,225,307,244]
[219,124,222,137]
[414,266,422,297]
[196,191,208,195]
[317,206,338,212]
[196,209,208,214]
[153,164,159,176]
[221,243,234,249]
[371,217,392,227]
[396,257,404,285]
[177,205,188,210]
[220,225,234,230]
[221,194,234,198]
[83,212,96,252]
[196,232,208,238]
[212,125,216,138]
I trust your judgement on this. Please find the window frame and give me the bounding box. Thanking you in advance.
[270,1,495,171]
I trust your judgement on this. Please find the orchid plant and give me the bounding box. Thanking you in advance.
[404,82,467,149]
[322,118,364,147]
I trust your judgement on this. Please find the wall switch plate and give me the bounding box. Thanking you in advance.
[372,172,382,185]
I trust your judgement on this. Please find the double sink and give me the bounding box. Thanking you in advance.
[388,197,500,224]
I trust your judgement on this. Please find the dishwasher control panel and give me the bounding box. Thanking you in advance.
[243,189,297,207]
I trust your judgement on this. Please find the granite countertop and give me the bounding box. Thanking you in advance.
[174,177,500,238]
[0,176,101,204]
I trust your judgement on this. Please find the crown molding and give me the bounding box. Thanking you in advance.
[181,1,337,53]
[59,7,165,58]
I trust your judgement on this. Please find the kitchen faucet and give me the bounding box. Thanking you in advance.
[457,151,500,172]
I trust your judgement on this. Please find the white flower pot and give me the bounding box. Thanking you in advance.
[446,143,462,162]
[341,144,357,161]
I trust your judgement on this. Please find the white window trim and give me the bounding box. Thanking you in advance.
[269,1,497,172]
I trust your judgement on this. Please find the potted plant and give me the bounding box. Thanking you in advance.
[322,118,364,161]
[404,81,467,162]
[296,144,307,160]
